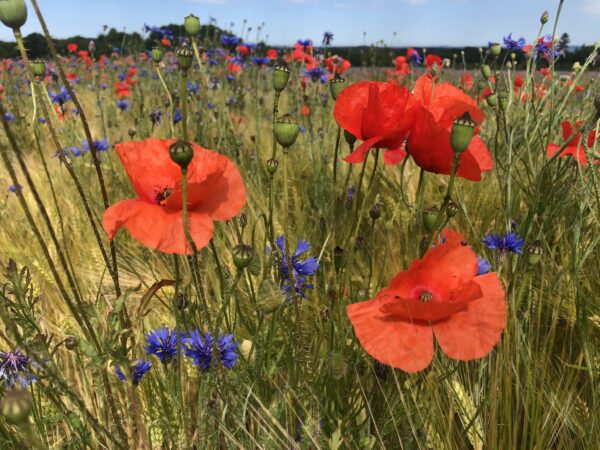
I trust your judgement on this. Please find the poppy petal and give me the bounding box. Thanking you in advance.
[432,272,506,361]
[383,147,407,165]
[343,136,383,164]
[347,298,434,372]
[102,199,214,255]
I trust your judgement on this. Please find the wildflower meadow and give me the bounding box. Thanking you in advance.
[0,0,598,448]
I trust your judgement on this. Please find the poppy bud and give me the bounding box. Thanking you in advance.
[176,45,194,72]
[506,61,512,70]
[184,14,201,37]
[232,244,255,269]
[499,91,509,112]
[239,212,248,229]
[169,139,194,169]
[486,93,498,107]
[272,63,290,93]
[511,52,516,61]
[329,73,347,100]
[481,64,491,80]
[526,240,542,266]
[344,129,357,146]
[1,389,32,425]
[450,112,475,154]
[273,114,300,147]
[0,0,27,31]
[446,200,458,218]
[369,202,381,220]
[540,10,549,25]
[128,128,137,139]
[333,246,344,272]
[422,207,438,232]
[65,336,79,350]
[489,43,501,57]
[151,47,164,64]
[30,59,45,77]
[266,158,279,175]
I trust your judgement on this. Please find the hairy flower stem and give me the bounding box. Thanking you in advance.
[181,72,189,141]
[331,125,342,200]
[267,92,281,245]
[155,64,175,138]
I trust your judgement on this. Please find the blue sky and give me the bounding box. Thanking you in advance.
[2,0,599,47]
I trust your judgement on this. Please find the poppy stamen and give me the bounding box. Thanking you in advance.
[154,186,172,205]
[419,291,433,302]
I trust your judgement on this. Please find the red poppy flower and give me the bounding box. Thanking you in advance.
[547,121,597,166]
[300,104,310,117]
[394,56,411,76]
[102,139,246,255]
[347,230,506,372]
[334,81,415,164]
[227,62,242,74]
[236,44,249,56]
[461,73,474,91]
[575,84,584,93]
[114,81,132,98]
[407,75,492,181]
[324,55,351,74]
[160,38,172,47]
[67,43,78,53]
[425,54,442,69]
[514,76,524,90]
[266,48,278,60]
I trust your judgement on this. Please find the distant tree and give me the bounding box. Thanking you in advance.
[559,32,570,51]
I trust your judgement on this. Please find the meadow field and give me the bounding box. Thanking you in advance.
[0,0,599,448]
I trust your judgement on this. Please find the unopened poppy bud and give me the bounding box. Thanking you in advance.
[481,64,491,80]
[0,0,27,31]
[450,112,475,154]
[151,47,164,64]
[128,128,137,138]
[184,14,201,37]
[344,129,357,146]
[499,91,509,112]
[232,244,255,269]
[422,207,439,232]
[446,200,458,218]
[540,10,549,25]
[65,336,79,350]
[506,61,512,70]
[489,43,501,57]
[239,212,248,229]
[272,63,291,93]
[369,202,381,220]
[329,73,347,100]
[1,389,32,425]
[273,114,300,147]
[333,246,344,272]
[176,45,194,72]
[169,140,194,169]
[30,59,45,77]
[526,240,542,266]
[486,93,498,107]
[266,158,279,174]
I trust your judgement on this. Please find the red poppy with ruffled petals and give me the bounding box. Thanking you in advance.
[425,54,442,69]
[347,230,506,372]
[334,81,415,165]
[102,139,246,255]
[324,55,351,74]
[67,43,78,53]
[407,75,492,181]
[547,121,597,166]
[266,48,278,60]
[394,56,411,76]
[461,73,474,91]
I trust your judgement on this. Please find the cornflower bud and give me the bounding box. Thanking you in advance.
[540,10,549,25]
[526,240,542,266]
[266,158,279,174]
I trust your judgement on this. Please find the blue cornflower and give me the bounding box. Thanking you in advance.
[483,232,525,254]
[407,48,422,65]
[226,73,235,81]
[297,39,312,48]
[82,137,110,152]
[149,110,163,126]
[4,112,15,122]
[114,359,152,385]
[207,102,215,110]
[144,326,178,365]
[173,108,182,124]
[533,35,560,61]
[274,235,319,299]
[503,33,526,51]
[186,81,200,94]
[70,146,83,157]
[216,334,239,369]
[220,34,240,46]
[347,186,356,202]
[322,31,334,46]
[99,83,108,90]
[183,330,239,371]
[225,96,236,106]
[38,117,46,124]
[477,255,492,275]
[251,56,271,67]
[116,99,129,111]
[0,348,37,387]
[49,86,71,105]
[302,67,328,84]
[8,184,23,193]
[114,365,126,382]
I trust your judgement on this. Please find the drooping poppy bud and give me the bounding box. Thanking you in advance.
[329,73,347,100]
[1,389,32,425]
[65,336,79,350]
[450,112,475,155]
[239,212,248,229]
[266,158,279,174]
[486,93,498,107]
[184,14,201,37]
[151,47,164,64]
[422,207,439,232]
[540,10,549,25]
[169,140,194,169]
[489,43,501,57]
[481,64,492,80]
[526,240,542,266]
[176,45,194,72]
[30,59,45,77]
[333,246,344,272]
[369,202,381,220]
[232,244,255,269]
[272,63,290,93]
[0,0,27,31]
[446,199,458,218]
[273,114,300,147]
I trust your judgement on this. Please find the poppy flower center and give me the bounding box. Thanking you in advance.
[419,290,433,302]
[154,186,172,205]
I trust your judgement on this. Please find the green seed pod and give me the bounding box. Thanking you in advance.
[266,158,279,175]
[273,114,300,147]
[486,93,498,107]
[506,61,512,70]
[344,129,357,146]
[1,389,32,425]
[446,200,458,218]
[30,58,45,77]
[422,207,439,232]
[499,92,509,112]
[272,63,291,93]
[184,14,201,37]
[540,10,549,25]
[232,244,255,270]
[511,52,516,61]
[169,140,194,169]
[333,246,344,272]
[176,45,194,72]
[481,64,492,80]
[329,73,347,100]
[257,279,282,314]
[0,0,27,31]
[489,43,501,57]
[450,112,475,154]
[151,47,164,64]
[526,240,542,266]
[477,80,487,91]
